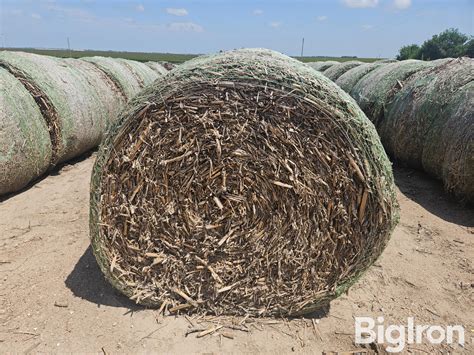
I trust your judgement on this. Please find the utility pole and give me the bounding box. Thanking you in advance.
[300,37,305,58]
[67,37,71,57]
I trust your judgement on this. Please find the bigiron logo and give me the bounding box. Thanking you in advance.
[355,316,467,352]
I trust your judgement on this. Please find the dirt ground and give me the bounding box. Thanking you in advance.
[0,153,472,354]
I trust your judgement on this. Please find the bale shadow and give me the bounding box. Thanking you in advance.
[393,165,474,227]
[65,245,141,310]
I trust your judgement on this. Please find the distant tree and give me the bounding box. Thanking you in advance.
[396,44,420,60]
[397,28,473,61]
[420,28,469,60]
[464,39,474,58]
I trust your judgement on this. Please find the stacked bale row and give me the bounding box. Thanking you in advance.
[0,51,167,196]
[90,48,398,316]
[311,58,473,202]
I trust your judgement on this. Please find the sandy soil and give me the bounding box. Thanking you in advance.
[0,153,472,354]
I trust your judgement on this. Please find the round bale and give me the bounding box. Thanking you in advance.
[382,58,473,202]
[336,62,387,93]
[351,59,433,128]
[145,61,168,76]
[90,49,398,316]
[113,58,159,88]
[0,67,52,195]
[307,61,340,72]
[82,56,145,100]
[322,61,363,81]
[63,58,127,134]
[0,51,111,164]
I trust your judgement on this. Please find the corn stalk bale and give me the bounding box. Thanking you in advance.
[112,58,160,87]
[63,58,127,133]
[351,59,433,128]
[0,51,108,164]
[322,61,363,81]
[145,61,168,76]
[82,56,144,100]
[90,48,398,317]
[335,62,387,93]
[381,58,473,202]
[0,67,52,195]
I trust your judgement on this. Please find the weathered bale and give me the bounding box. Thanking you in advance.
[0,51,109,164]
[335,62,387,93]
[0,67,52,195]
[112,58,159,87]
[82,56,145,100]
[307,61,339,72]
[90,48,398,317]
[322,61,363,81]
[351,59,433,127]
[381,58,473,202]
[145,61,168,76]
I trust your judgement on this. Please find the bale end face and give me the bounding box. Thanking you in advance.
[90,49,398,317]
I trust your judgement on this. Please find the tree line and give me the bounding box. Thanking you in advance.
[397,28,473,60]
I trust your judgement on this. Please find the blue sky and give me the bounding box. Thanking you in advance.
[0,0,472,58]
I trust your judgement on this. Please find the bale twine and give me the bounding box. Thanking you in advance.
[112,58,160,87]
[351,59,433,128]
[0,51,109,164]
[322,61,363,81]
[381,58,473,202]
[82,56,145,100]
[145,62,168,76]
[335,62,387,94]
[90,48,398,317]
[0,67,52,195]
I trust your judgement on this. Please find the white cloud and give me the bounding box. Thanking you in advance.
[31,13,42,20]
[269,21,282,28]
[253,9,263,16]
[317,15,328,21]
[343,0,379,8]
[393,0,411,10]
[167,22,203,32]
[362,24,374,30]
[136,4,145,12]
[166,8,188,16]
